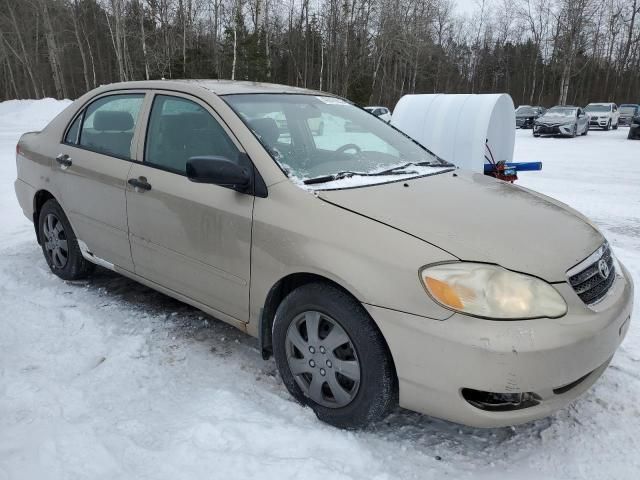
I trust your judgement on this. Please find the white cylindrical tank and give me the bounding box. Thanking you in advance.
[391,93,515,173]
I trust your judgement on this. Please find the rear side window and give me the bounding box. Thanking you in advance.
[144,95,240,174]
[78,94,144,159]
[65,114,82,144]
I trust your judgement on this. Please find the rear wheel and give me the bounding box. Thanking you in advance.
[38,199,94,280]
[272,283,397,429]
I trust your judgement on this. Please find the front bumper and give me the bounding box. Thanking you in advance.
[533,124,574,136]
[589,118,609,127]
[516,118,534,128]
[366,262,634,428]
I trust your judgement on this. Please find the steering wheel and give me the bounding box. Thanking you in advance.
[335,143,361,155]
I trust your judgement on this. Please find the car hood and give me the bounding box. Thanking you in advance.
[317,171,604,282]
[537,116,573,124]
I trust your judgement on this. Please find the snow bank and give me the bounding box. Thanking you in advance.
[0,98,72,131]
[0,100,639,480]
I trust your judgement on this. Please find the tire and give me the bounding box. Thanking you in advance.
[604,120,611,131]
[38,199,95,280]
[272,283,397,429]
[582,124,588,135]
[613,120,618,130]
[570,124,577,137]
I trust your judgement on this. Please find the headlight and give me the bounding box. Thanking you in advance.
[420,263,567,319]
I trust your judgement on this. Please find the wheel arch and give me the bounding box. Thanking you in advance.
[258,272,396,379]
[33,189,57,244]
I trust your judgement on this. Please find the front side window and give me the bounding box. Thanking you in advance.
[79,94,144,159]
[224,94,450,187]
[144,95,240,174]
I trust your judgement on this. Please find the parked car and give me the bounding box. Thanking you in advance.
[533,106,589,137]
[585,102,620,130]
[364,105,391,122]
[14,80,633,429]
[628,114,640,139]
[619,104,639,126]
[515,105,545,128]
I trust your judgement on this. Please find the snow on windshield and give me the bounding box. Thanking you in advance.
[224,94,451,189]
[545,108,576,116]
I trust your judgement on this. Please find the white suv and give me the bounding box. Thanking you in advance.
[585,103,620,130]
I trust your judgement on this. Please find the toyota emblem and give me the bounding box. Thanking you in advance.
[598,259,610,280]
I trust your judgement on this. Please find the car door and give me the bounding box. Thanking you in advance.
[126,92,254,322]
[55,92,146,271]
[577,108,587,132]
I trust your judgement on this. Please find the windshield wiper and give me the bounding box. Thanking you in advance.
[303,171,366,185]
[302,161,454,185]
[372,160,452,176]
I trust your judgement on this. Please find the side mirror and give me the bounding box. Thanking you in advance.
[186,156,251,189]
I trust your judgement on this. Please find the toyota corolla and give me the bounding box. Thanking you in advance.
[14,80,634,429]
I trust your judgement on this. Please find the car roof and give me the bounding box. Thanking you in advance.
[366,106,386,109]
[586,102,612,106]
[96,79,333,97]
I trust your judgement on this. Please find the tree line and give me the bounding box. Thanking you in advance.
[0,0,639,108]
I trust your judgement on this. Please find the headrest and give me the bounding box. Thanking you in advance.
[250,117,280,145]
[94,111,134,131]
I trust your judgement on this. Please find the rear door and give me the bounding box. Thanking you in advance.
[55,92,147,270]
[126,92,254,321]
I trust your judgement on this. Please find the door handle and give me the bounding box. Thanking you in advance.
[55,153,72,168]
[128,177,152,192]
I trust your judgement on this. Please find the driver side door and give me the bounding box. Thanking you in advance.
[577,108,588,132]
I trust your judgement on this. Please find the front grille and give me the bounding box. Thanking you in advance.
[568,243,616,305]
[537,125,560,134]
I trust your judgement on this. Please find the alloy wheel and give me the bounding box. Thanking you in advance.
[42,213,69,269]
[285,310,361,408]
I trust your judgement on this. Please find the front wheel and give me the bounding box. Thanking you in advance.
[582,124,588,135]
[272,283,397,429]
[38,199,95,280]
[604,120,611,131]
[613,121,618,130]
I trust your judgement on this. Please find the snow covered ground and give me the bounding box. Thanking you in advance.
[1,100,639,480]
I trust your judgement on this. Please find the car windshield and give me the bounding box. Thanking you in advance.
[544,107,576,117]
[224,94,451,187]
[585,105,610,112]
[516,107,535,115]
[620,105,637,114]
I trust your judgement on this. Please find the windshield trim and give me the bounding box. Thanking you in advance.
[221,92,449,189]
